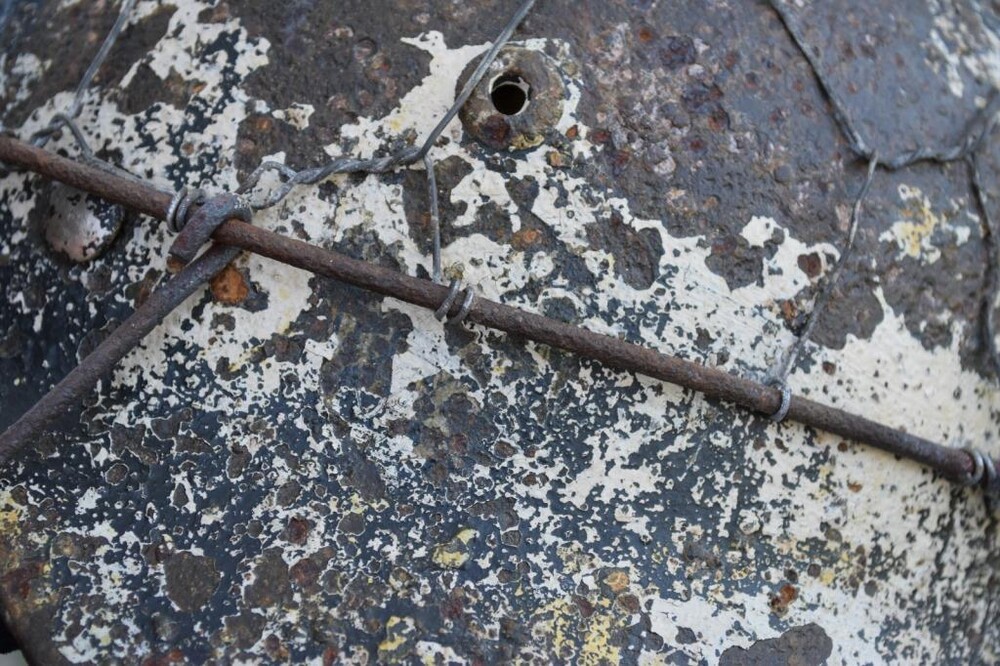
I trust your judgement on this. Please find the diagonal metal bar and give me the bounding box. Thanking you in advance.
[0,134,995,493]
[0,242,238,461]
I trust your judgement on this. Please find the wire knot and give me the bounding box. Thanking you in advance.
[434,279,476,326]
[167,191,251,269]
[961,448,999,494]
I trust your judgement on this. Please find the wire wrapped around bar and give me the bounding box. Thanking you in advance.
[769,382,792,423]
[434,279,476,326]
[165,186,206,233]
[962,447,999,494]
[2,131,995,491]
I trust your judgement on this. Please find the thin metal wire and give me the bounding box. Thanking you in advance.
[237,0,536,213]
[3,133,998,492]
[769,0,1000,386]
[424,154,442,282]
[237,145,422,211]
[773,155,878,383]
[431,280,476,325]
[970,152,1000,379]
[770,0,1000,168]
[414,0,537,161]
[434,279,462,321]
[3,0,998,493]
[236,0,537,283]
[769,382,792,423]
[30,0,137,147]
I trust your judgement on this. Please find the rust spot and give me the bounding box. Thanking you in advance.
[798,252,823,278]
[2,562,43,600]
[617,593,640,613]
[163,553,221,612]
[511,228,542,250]
[637,26,655,43]
[591,128,612,144]
[493,441,516,457]
[245,549,291,608]
[265,634,290,661]
[707,107,730,132]
[780,299,799,325]
[250,115,272,133]
[602,570,630,595]
[141,649,186,666]
[479,115,513,150]
[769,583,799,615]
[285,516,311,544]
[210,264,250,305]
[165,255,185,274]
[572,595,595,618]
[847,481,863,492]
[290,557,320,588]
[441,588,466,620]
[565,125,579,139]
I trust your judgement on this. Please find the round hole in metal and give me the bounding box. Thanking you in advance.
[490,73,531,116]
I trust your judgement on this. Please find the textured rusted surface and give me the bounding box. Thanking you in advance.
[0,242,238,462]
[1,133,987,488]
[458,46,567,151]
[1,0,999,663]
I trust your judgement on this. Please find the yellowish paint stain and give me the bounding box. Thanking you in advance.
[880,184,958,263]
[529,595,633,665]
[431,527,477,568]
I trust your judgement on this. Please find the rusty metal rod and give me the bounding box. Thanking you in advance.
[0,242,238,461]
[0,134,996,492]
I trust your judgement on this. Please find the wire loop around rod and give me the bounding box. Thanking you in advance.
[961,448,988,487]
[434,279,476,326]
[764,379,792,423]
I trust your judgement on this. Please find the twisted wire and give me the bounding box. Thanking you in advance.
[237,0,536,214]
[769,0,1000,388]
[30,0,137,148]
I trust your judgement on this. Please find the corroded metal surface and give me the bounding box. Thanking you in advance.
[0,0,999,663]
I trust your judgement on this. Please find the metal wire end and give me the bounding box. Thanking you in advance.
[769,381,792,423]
[435,280,462,321]
[449,286,476,326]
[961,448,986,487]
[983,454,998,496]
